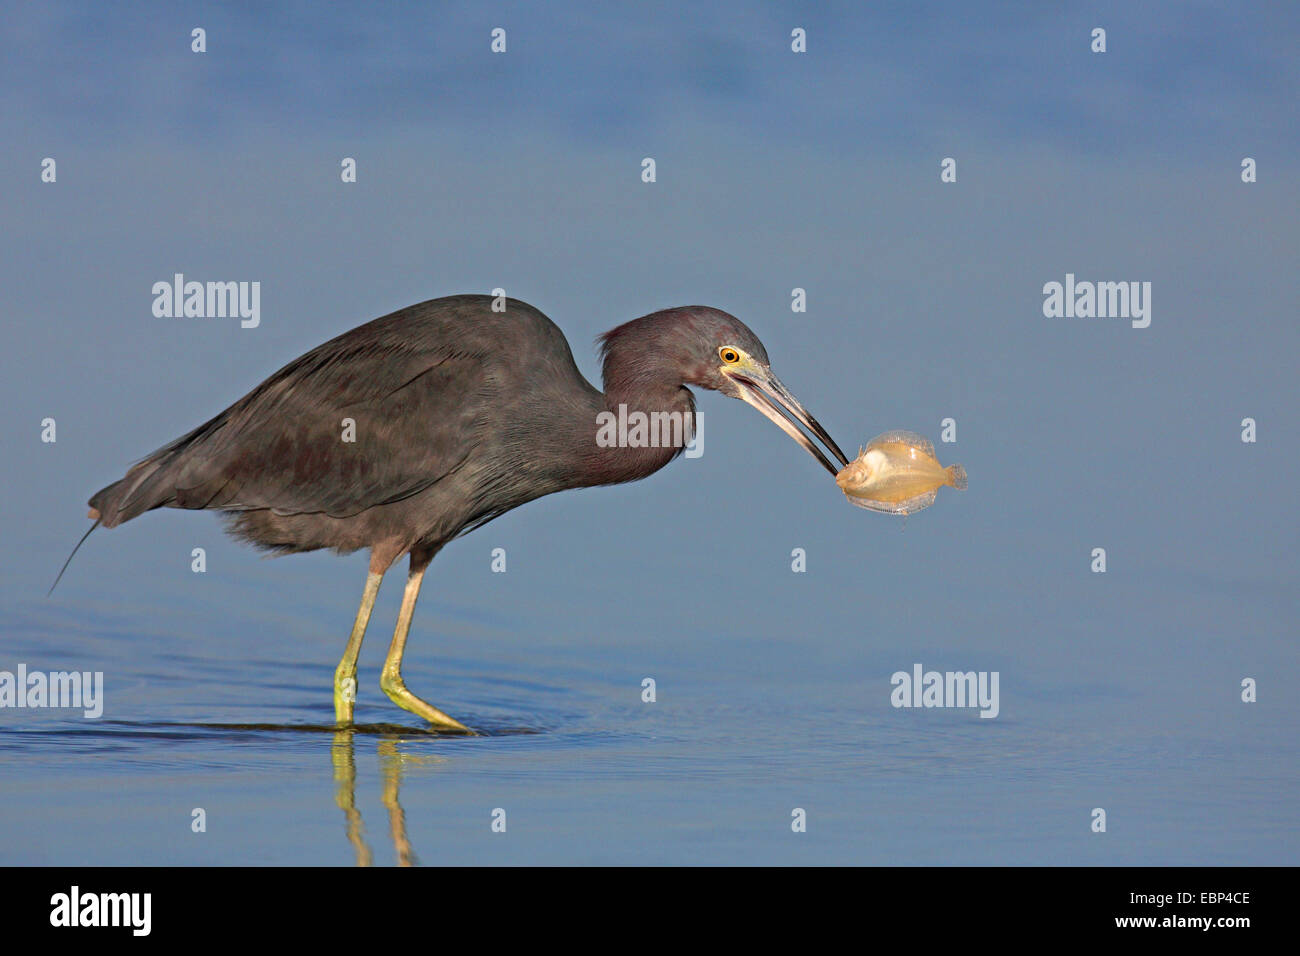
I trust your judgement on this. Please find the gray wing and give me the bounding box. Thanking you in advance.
[91,298,515,525]
[173,342,489,517]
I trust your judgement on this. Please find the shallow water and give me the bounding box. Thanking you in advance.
[2,565,1295,866]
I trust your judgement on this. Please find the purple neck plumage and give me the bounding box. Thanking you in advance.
[576,313,704,487]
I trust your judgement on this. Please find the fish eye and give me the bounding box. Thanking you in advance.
[719,347,741,365]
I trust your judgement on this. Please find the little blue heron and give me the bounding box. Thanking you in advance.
[67,295,848,731]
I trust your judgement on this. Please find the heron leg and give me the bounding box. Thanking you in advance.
[379,548,472,732]
[334,568,383,725]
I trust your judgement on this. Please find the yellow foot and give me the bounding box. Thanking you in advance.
[379,672,473,733]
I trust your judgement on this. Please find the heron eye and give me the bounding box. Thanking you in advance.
[719,347,740,365]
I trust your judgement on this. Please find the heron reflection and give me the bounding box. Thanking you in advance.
[331,729,446,867]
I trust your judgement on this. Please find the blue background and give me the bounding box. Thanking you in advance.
[1,2,1296,864]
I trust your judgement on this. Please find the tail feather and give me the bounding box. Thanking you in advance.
[946,463,968,490]
[48,520,100,595]
[65,411,232,591]
[86,411,227,527]
[88,458,173,528]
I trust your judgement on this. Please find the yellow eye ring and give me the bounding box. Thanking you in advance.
[719,347,740,365]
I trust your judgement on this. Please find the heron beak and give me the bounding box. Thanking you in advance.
[724,364,850,477]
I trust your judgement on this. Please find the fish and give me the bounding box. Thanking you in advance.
[835,430,967,516]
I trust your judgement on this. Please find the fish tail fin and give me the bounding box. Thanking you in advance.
[945,464,968,490]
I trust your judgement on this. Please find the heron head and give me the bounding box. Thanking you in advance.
[681,309,850,477]
[600,306,849,476]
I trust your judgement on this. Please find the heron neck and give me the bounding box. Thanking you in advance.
[575,380,696,486]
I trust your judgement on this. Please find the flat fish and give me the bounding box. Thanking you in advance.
[835,430,967,516]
